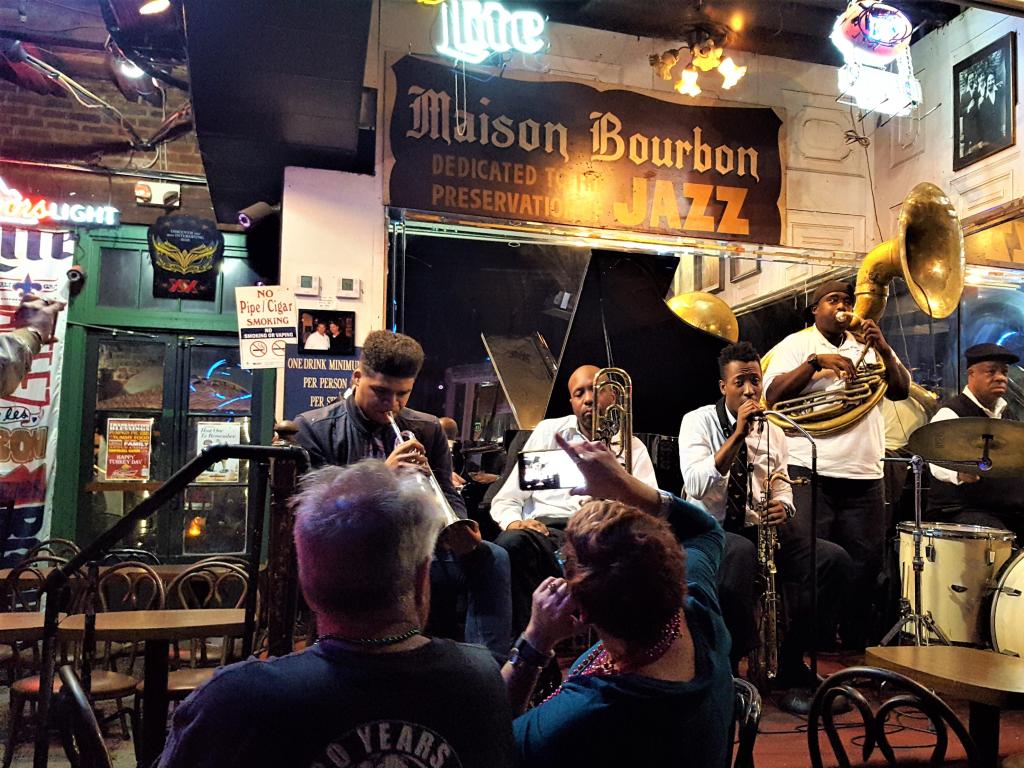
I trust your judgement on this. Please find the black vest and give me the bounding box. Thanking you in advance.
[926,393,1022,515]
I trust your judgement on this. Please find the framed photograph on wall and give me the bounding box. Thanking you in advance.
[694,254,724,294]
[953,32,1017,172]
[297,308,355,357]
[729,256,761,283]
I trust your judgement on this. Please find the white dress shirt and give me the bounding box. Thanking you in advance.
[489,414,659,530]
[762,326,885,479]
[304,332,331,351]
[678,403,795,526]
[928,386,1008,486]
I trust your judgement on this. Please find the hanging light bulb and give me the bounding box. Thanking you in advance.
[187,516,204,537]
[691,42,723,72]
[718,57,747,89]
[139,0,170,14]
[674,67,701,97]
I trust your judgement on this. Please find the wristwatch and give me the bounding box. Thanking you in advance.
[657,489,675,518]
[508,634,554,669]
[806,354,822,372]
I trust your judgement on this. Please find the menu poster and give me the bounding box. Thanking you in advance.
[105,418,154,481]
[196,421,242,483]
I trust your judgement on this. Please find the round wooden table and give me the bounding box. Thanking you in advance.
[0,613,47,644]
[866,645,1024,768]
[59,609,245,766]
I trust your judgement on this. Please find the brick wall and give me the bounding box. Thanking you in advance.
[0,74,219,225]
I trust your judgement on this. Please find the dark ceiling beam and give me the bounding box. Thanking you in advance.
[946,0,1024,17]
[0,28,106,50]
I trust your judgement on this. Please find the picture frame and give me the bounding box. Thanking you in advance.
[953,32,1017,172]
[297,308,356,357]
[694,254,724,294]
[729,256,761,283]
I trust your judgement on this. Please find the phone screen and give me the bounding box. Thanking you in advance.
[518,448,585,491]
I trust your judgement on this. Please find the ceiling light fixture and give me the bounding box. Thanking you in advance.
[650,21,745,97]
[831,1,920,117]
[138,0,170,15]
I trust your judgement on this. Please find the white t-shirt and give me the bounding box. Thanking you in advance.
[489,414,659,529]
[762,326,885,479]
[304,332,330,351]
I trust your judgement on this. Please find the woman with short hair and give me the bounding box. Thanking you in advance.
[502,441,733,768]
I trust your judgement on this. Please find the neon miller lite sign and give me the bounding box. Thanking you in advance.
[421,0,546,65]
[0,177,120,228]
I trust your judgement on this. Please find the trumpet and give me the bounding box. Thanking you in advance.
[748,470,807,692]
[387,413,463,529]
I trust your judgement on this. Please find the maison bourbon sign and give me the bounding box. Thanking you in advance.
[387,55,784,243]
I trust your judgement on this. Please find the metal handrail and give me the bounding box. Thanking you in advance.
[32,443,308,768]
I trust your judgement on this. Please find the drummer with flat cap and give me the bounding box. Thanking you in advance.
[927,342,1023,542]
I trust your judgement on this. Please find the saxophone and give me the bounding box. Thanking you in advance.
[748,470,807,693]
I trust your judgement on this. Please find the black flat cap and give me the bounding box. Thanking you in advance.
[810,280,854,307]
[965,343,1020,366]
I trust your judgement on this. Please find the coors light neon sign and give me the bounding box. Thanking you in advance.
[0,176,120,228]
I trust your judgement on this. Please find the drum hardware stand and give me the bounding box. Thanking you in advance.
[881,454,951,647]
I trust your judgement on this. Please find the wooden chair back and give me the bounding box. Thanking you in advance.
[807,666,982,767]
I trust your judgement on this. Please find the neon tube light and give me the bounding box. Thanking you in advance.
[0,176,120,228]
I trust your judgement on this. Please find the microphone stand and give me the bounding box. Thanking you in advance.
[763,411,819,680]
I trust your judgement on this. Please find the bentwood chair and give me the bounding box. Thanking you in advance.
[166,561,249,668]
[807,666,982,768]
[96,561,166,672]
[23,538,81,562]
[2,575,138,768]
[731,677,762,768]
[56,665,114,768]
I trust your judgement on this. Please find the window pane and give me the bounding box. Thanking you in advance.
[188,347,253,414]
[96,341,167,412]
[182,485,248,555]
[221,258,260,313]
[97,248,141,308]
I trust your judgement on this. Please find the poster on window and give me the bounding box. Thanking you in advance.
[105,418,153,481]
[0,227,72,564]
[196,421,241,483]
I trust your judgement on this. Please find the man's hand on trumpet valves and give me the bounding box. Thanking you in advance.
[386,438,431,475]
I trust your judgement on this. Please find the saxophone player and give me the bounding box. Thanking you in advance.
[678,342,851,714]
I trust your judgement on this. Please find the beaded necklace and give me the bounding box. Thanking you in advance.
[543,611,683,703]
[317,627,421,648]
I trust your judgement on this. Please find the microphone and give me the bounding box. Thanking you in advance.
[751,413,766,434]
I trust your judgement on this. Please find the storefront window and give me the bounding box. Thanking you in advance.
[80,334,260,560]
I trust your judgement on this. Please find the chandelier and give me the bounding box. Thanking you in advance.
[650,23,746,97]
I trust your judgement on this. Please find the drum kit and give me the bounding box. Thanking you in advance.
[881,417,1024,654]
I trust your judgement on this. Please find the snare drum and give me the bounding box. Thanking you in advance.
[897,522,1015,645]
[991,551,1024,656]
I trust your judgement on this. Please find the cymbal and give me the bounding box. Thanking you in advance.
[907,417,1024,477]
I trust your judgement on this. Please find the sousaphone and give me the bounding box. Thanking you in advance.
[764,182,965,436]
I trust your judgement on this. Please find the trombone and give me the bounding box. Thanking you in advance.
[590,367,633,474]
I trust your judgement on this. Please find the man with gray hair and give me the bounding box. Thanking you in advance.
[159,460,516,768]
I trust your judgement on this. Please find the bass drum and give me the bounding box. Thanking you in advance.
[897,522,1015,645]
[991,550,1024,657]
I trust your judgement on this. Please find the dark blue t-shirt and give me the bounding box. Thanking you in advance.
[512,499,732,768]
[159,638,515,768]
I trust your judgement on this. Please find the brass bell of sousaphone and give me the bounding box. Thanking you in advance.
[668,291,739,343]
[764,182,965,436]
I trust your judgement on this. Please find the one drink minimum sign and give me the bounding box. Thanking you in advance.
[235,286,298,369]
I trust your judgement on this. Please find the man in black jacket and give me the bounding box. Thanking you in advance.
[927,342,1023,541]
[295,331,512,658]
